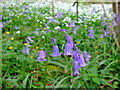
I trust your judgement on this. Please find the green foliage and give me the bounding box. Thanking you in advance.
[2,2,120,88]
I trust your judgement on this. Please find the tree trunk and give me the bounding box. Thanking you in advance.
[112,1,120,46]
[52,0,54,18]
[118,1,120,45]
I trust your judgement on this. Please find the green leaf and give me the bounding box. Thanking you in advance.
[89,67,98,75]
[92,77,100,85]
[23,74,30,88]
[55,76,71,88]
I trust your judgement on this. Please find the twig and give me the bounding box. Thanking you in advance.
[107,78,115,84]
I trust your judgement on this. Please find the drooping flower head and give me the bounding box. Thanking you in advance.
[84,51,91,62]
[88,27,94,39]
[73,61,80,77]
[23,46,30,55]
[51,45,61,57]
[64,43,73,56]
[27,36,34,42]
[37,50,47,61]
[66,33,74,48]
[73,48,86,67]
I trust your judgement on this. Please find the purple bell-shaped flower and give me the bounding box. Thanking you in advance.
[64,43,73,56]
[27,36,34,42]
[51,37,56,44]
[66,33,74,48]
[23,46,30,55]
[51,45,61,57]
[73,61,80,77]
[73,48,86,67]
[37,50,47,61]
[84,51,92,62]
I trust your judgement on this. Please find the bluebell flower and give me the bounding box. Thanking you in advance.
[112,20,116,26]
[114,32,116,38]
[64,43,73,56]
[0,22,3,27]
[27,16,31,19]
[0,15,3,20]
[84,51,91,62]
[51,37,56,44]
[117,16,120,23]
[73,60,80,77]
[36,27,40,31]
[23,46,30,55]
[51,45,61,57]
[27,36,34,42]
[101,29,110,38]
[88,33,94,38]
[37,50,47,61]
[102,41,105,43]
[73,48,86,67]
[46,28,50,32]
[78,53,87,67]
[91,7,95,14]
[100,34,104,38]
[56,12,64,19]
[89,27,94,33]
[45,25,51,32]
[0,22,3,30]
[22,5,29,9]
[106,29,110,34]
[25,11,29,14]
[70,22,75,27]
[34,31,38,35]
[66,33,74,48]
[59,29,68,32]
[26,40,31,47]
[88,27,94,39]
[102,21,106,26]
[74,26,80,34]
[14,26,20,29]
[3,21,8,26]
[49,17,54,22]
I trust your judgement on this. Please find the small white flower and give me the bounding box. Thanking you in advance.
[42,36,45,39]
[16,31,20,34]
[54,26,60,30]
[37,20,39,22]
[66,24,69,27]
